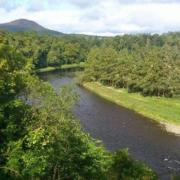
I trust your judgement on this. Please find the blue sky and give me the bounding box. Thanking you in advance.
[0,0,180,36]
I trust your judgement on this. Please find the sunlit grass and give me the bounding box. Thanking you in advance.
[83,82,180,125]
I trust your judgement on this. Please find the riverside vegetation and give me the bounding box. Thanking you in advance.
[0,42,156,179]
[0,30,180,179]
[77,34,180,132]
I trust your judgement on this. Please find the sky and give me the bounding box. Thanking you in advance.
[0,0,180,36]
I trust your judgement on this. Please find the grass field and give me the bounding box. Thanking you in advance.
[83,82,180,126]
[36,62,85,73]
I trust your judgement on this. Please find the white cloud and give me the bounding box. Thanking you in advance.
[0,0,180,35]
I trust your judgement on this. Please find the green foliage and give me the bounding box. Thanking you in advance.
[172,175,180,180]
[109,149,156,180]
[0,44,30,102]
[0,31,101,69]
[0,44,111,179]
[82,34,180,97]
[0,31,160,179]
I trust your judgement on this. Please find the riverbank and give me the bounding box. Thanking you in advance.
[83,82,180,135]
[36,62,85,73]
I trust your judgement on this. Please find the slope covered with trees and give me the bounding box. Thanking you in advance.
[0,30,103,69]
[82,33,180,97]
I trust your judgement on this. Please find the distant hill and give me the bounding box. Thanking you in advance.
[0,19,64,36]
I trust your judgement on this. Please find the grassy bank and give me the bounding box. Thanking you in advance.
[36,62,85,73]
[83,82,180,134]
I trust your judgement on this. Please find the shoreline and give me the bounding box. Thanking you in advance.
[36,62,85,73]
[83,82,180,136]
[161,122,180,136]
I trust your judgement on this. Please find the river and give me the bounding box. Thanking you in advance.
[40,71,180,179]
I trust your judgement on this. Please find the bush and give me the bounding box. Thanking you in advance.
[109,149,157,180]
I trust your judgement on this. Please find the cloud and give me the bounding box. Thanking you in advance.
[0,0,22,11]
[0,0,180,35]
[118,0,180,4]
[62,0,98,8]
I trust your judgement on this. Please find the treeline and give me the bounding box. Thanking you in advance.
[0,30,179,97]
[0,31,103,68]
[82,33,180,97]
[0,38,157,178]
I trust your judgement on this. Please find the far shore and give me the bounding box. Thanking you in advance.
[36,62,85,73]
[83,82,180,136]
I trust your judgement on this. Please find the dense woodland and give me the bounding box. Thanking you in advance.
[82,33,180,97]
[0,31,102,68]
[1,30,179,97]
[0,30,180,179]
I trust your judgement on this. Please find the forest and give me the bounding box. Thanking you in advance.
[0,30,180,179]
[81,33,180,97]
[0,31,102,68]
[1,30,179,97]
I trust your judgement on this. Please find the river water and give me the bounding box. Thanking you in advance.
[40,71,180,179]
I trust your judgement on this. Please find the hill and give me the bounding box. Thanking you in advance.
[0,19,64,36]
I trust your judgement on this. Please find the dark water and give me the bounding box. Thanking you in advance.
[40,71,180,179]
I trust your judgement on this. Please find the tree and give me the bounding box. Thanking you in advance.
[63,43,80,64]
[109,149,156,180]
[0,44,111,179]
